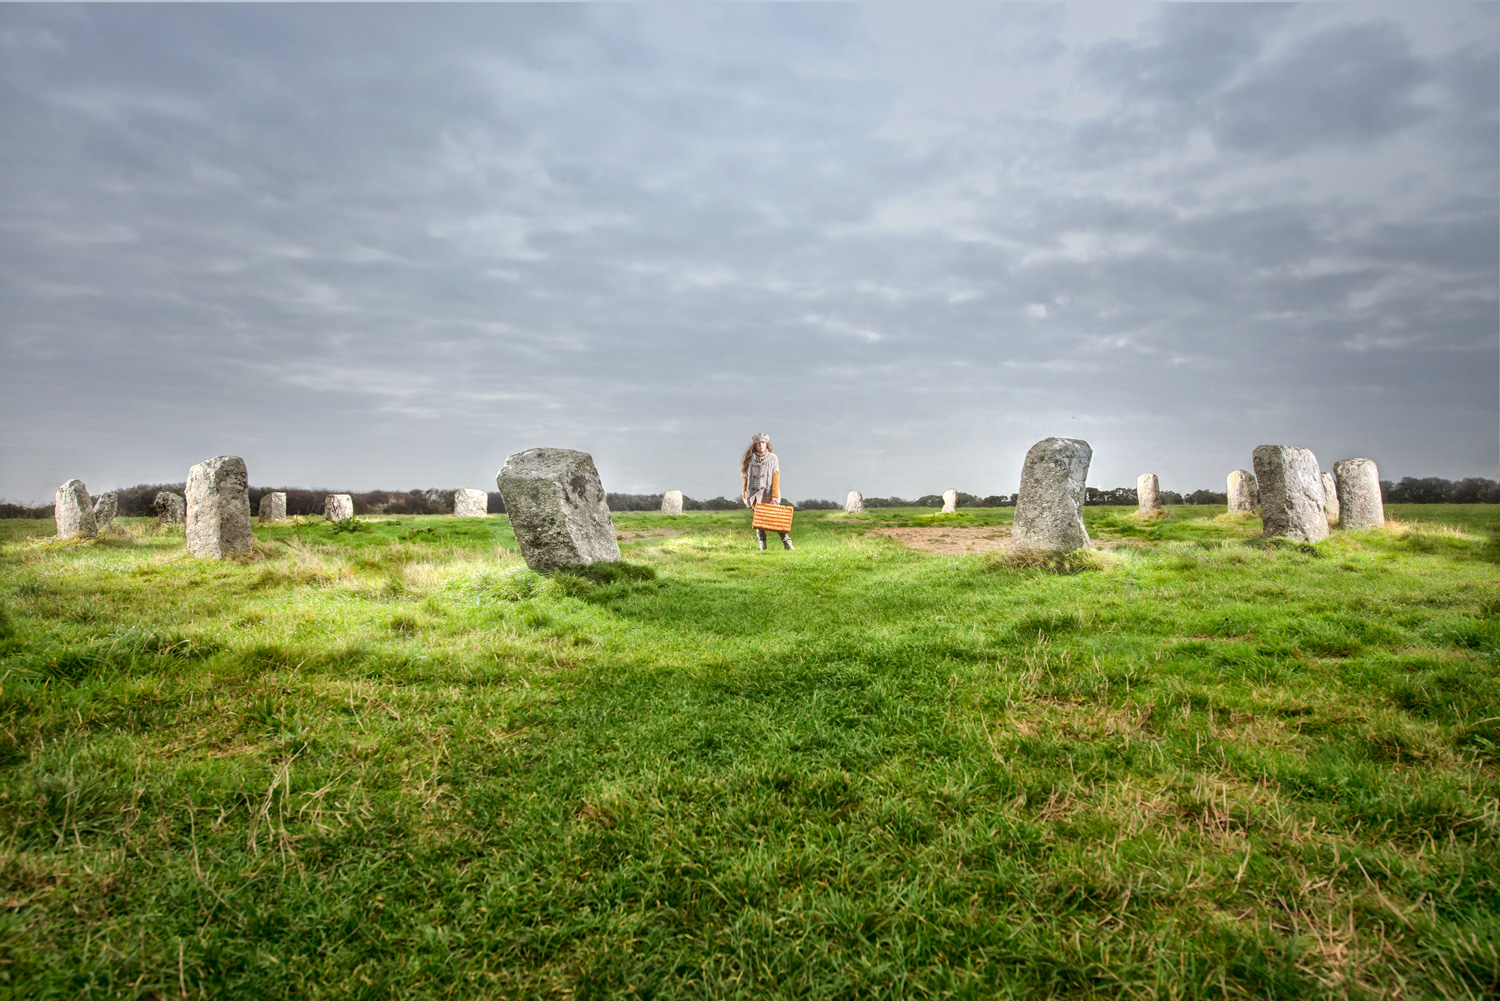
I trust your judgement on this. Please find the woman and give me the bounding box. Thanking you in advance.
[741,433,793,551]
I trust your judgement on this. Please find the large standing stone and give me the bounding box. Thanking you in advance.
[154,491,185,524]
[660,490,683,516]
[1320,472,1340,526]
[324,494,354,522]
[845,491,864,514]
[258,491,287,524]
[54,479,98,539]
[453,488,489,518]
[186,455,252,558]
[941,489,958,514]
[1013,437,1092,552]
[1137,473,1161,514]
[1252,445,1328,543]
[1226,469,1258,513]
[92,492,118,531]
[496,447,621,571]
[1334,458,1384,530]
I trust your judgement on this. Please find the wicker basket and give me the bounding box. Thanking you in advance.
[752,502,794,533]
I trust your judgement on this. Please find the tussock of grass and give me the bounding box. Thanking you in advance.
[993,545,1121,574]
[0,506,1498,998]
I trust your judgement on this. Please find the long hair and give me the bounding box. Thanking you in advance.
[741,438,774,476]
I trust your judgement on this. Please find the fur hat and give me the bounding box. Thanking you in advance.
[751,433,770,445]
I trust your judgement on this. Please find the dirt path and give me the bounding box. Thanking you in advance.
[867,526,1015,553]
[615,529,685,541]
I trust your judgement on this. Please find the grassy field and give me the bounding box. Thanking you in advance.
[1,504,1497,999]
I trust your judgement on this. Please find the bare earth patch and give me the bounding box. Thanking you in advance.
[871,525,1125,553]
[869,526,1014,553]
[616,529,685,541]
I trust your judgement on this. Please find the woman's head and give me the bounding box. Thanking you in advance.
[742,433,773,474]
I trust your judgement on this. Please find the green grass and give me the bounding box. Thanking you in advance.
[2,505,1498,999]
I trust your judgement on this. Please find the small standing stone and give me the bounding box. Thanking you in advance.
[1320,472,1340,525]
[258,491,287,524]
[153,491,185,525]
[1226,470,1258,513]
[941,489,957,514]
[1334,458,1384,530]
[54,479,98,539]
[186,455,253,558]
[660,490,683,516]
[845,491,864,514]
[453,488,489,518]
[92,492,118,531]
[1137,473,1161,514]
[496,447,621,571]
[324,494,355,522]
[1013,437,1092,552]
[1252,445,1328,543]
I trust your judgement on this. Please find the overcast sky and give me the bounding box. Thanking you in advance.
[2,3,1495,505]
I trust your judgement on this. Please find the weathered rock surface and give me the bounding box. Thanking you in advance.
[186,455,253,558]
[92,492,118,531]
[1227,470,1258,513]
[1013,437,1092,552]
[845,491,864,514]
[941,489,958,514]
[154,491,185,525]
[55,479,98,539]
[453,488,488,518]
[258,491,287,524]
[324,494,354,522]
[1137,473,1161,514]
[1252,445,1328,543]
[660,490,683,516]
[1334,458,1384,530]
[1321,472,1340,525]
[496,447,621,571]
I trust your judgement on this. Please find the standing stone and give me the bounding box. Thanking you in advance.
[845,491,864,514]
[1252,445,1328,543]
[941,489,958,514]
[453,488,489,518]
[153,491,185,525]
[258,491,287,524]
[1334,458,1384,530]
[496,447,621,571]
[54,479,98,539]
[92,492,118,531]
[324,494,355,522]
[660,490,683,516]
[1226,469,1258,513]
[186,456,252,558]
[1320,472,1340,526]
[1013,437,1092,552]
[1137,473,1162,514]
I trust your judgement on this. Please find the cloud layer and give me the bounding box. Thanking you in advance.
[1,3,1495,503]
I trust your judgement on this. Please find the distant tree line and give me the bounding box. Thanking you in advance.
[1380,477,1500,504]
[5,475,1498,520]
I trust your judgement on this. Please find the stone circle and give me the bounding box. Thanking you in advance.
[496,447,621,571]
[1013,437,1092,552]
[54,479,98,539]
[324,494,355,522]
[1252,445,1328,543]
[453,488,489,518]
[1137,473,1161,514]
[258,491,287,524]
[186,455,253,558]
[1333,458,1384,530]
[92,491,118,531]
[1320,472,1340,525]
[154,491,185,525]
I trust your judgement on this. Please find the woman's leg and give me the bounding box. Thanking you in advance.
[756,528,767,550]
[780,532,793,550]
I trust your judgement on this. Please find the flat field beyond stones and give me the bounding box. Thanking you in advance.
[1,505,1498,1000]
